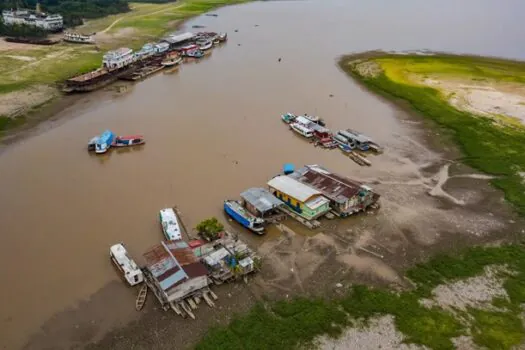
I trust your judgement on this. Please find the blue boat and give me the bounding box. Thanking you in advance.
[224,200,265,234]
[95,130,115,154]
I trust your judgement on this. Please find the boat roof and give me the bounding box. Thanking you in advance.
[160,208,183,240]
[110,244,140,273]
[291,123,313,133]
[340,129,370,143]
[267,175,322,202]
[240,187,284,213]
[295,116,312,126]
[143,240,208,294]
[98,130,114,143]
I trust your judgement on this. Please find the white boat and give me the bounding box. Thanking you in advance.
[290,122,314,138]
[197,39,213,51]
[110,243,144,286]
[161,55,183,67]
[159,208,185,241]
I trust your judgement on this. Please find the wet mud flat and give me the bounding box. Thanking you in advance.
[22,105,525,350]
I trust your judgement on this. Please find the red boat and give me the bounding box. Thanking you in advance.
[112,135,145,147]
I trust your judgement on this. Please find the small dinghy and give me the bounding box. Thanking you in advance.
[112,135,145,147]
[281,112,297,124]
[136,284,148,311]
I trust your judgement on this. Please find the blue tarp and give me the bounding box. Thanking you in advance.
[283,163,295,175]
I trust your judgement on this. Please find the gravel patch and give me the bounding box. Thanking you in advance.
[422,265,508,311]
[314,315,428,350]
[452,335,480,350]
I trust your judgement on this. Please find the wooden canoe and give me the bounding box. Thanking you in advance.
[136,284,148,311]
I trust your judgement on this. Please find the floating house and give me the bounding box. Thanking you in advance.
[240,187,285,219]
[193,233,258,284]
[267,175,330,220]
[289,164,380,217]
[143,240,210,310]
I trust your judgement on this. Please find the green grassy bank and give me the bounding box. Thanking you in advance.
[197,244,525,350]
[339,53,525,215]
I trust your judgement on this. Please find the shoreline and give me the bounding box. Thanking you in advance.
[0,0,249,147]
[338,50,525,216]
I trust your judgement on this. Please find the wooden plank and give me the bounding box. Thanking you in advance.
[180,301,195,319]
[202,292,215,308]
[187,298,197,310]
[170,302,182,316]
[209,290,218,300]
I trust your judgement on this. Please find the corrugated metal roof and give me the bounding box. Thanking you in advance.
[267,175,321,202]
[240,187,284,213]
[143,240,207,293]
[290,164,369,204]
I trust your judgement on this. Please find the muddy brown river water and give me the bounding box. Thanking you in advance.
[1,0,525,349]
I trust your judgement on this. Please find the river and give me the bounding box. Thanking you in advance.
[1,0,524,348]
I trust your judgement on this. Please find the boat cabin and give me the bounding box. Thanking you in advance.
[240,187,285,219]
[289,164,380,217]
[95,129,115,154]
[110,243,144,286]
[334,133,356,149]
[291,123,314,138]
[339,130,370,151]
[267,175,331,220]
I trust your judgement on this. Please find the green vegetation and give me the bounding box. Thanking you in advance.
[197,245,525,350]
[0,115,25,132]
[196,217,224,241]
[0,0,130,27]
[0,21,47,38]
[340,53,525,215]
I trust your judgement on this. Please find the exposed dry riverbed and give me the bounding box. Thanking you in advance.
[1,1,525,349]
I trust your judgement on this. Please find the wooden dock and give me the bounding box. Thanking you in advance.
[277,206,321,229]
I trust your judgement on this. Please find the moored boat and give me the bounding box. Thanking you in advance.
[302,114,326,126]
[87,136,99,151]
[346,128,383,153]
[159,207,186,241]
[224,200,265,234]
[110,243,144,286]
[340,129,370,151]
[290,122,314,138]
[197,39,213,51]
[88,130,115,154]
[281,112,297,124]
[161,53,182,67]
[112,135,145,147]
[185,49,204,58]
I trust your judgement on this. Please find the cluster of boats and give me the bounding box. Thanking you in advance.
[64,31,227,92]
[87,130,145,154]
[282,112,382,164]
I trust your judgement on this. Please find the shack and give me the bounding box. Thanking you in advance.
[289,164,380,217]
[240,187,285,219]
[193,232,258,284]
[267,175,330,220]
[142,240,210,312]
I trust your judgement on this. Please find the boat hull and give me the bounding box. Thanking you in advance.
[224,201,264,234]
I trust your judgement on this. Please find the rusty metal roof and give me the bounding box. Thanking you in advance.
[290,165,372,204]
[143,240,207,293]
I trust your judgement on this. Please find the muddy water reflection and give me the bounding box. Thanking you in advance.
[1,0,524,348]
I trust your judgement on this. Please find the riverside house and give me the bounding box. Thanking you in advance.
[267,175,330,220]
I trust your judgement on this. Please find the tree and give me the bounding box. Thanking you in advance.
[196,217,224,241]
